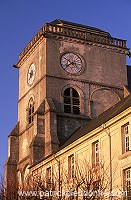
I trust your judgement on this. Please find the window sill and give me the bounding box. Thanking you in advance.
[119,151,131,160]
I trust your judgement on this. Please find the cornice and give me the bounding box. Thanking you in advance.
[46,74,123,92]
[18,74,123,103]
[16,23,130,68]
[46,32,130,55]
[17,36,44,68]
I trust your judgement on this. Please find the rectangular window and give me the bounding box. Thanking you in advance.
[125,125,130,152]
[68,154,74,179]
[46,167,52,187]
[122,123,130,153]
[92,141,99,167]
[125,168,131,200]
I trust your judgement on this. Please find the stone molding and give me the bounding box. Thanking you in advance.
[16,23,130,67]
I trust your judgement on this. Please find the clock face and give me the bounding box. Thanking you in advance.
[61,52,83,74]
[27,63,35,85]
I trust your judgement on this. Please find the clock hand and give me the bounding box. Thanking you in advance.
[63,56,76,68]
[63,56,73,65]
[68,62,76,68]
[65,60,73,67]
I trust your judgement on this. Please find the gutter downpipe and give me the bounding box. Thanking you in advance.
[102,124,112,200]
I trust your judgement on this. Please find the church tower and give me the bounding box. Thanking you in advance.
[5,19,130,194]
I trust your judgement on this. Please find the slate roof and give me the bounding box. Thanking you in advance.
[60,94,131,150]
[30,94,131,168]
[50,19,111,37]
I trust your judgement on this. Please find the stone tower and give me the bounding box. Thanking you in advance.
[5,19,130,194]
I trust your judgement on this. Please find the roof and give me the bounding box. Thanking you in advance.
[60,94,131,150]
[30,94,131,168]
[50,19,111,37]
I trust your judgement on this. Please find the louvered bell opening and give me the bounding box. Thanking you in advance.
[64,105,71,114]
[64,87,80,115]
[64,96,71,104]
[64,88,70,96]
[73,97,80,114]
[73,97,79,105]
[73,106,80,115]
[72,88,79,97]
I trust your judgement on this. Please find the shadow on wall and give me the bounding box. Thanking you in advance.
[90,88,121,118]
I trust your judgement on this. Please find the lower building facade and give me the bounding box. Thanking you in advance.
[16,95,131,200]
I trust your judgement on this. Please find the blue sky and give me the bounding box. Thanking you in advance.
[0,0,131,174]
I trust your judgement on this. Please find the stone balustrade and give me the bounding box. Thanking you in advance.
[19,23,127,59]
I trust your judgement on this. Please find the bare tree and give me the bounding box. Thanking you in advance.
[73,160,109,200]
[58,158,120,200]
[4,157,123,200]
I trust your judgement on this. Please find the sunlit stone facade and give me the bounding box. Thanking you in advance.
[5,19,131,199]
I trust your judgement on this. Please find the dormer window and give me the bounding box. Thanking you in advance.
[28,97,34,124]
[64,88,80,115]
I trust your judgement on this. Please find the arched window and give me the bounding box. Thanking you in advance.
[28,97,34,124]
[23,165,30,188]
[64,88,80,115]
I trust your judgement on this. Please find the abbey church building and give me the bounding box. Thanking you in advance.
[5,19,131,199]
